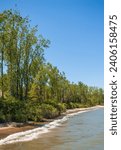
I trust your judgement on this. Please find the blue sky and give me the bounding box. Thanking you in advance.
[0,0,104,88]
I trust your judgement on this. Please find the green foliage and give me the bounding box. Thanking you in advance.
[66,102,83,109]
[1,96,27,122]
[44,99,58,107]
[0,99,6,122]
[0,9,49,100]
[0,111,6,123]
[44,99,66,113]
[26,102,43,122]
[41,104,59,119]
[56,103,66,113]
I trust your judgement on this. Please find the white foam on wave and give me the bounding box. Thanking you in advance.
[0,108,96,145]
[0,116,68,145]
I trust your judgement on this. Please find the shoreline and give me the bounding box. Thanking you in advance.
[65,105,103,114]
[0,105,103,140]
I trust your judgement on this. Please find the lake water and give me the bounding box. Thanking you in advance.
[0,107,104,150]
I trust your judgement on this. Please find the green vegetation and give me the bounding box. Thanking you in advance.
[0,10,104,123]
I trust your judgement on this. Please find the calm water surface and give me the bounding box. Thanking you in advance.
[0,108,104,150]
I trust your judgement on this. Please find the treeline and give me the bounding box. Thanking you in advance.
[0,10,104,123]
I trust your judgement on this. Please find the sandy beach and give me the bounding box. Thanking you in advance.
[0,105,103,140]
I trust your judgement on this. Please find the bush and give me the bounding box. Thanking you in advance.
[26,102,43,122]
[41,104,59,119]
[56,103,66,114]
[44,99,58,107]
[66,102,76,109]
[0,111,6,123]
[66,102,85,109]
[43,99,66,115]
[0,96,27,122]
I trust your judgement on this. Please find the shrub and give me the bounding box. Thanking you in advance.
[43,99,66,114]
[0,96,27,122]
[44,99,58,107]
[26,102,43,122]
[66,102,85,109]
[56,103,66,114]
[41,104,59,119]
[0,111,6,123]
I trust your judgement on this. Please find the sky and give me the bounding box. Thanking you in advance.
[0,0,104,88]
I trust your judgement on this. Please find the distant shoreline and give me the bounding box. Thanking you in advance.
[0,105,103,140]
[64,105,103,115]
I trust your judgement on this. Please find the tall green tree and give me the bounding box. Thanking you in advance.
[0,10,50,100]
[0,13,6,99]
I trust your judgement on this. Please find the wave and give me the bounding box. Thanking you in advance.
[0,108,97,145]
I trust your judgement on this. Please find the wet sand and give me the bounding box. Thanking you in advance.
[0,105,103,140]
[0,122,50,140]
[0,126,35,139]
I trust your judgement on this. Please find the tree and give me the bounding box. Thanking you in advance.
[0,10,50,100]
[0,13,7,99]
[29,64,48,102]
